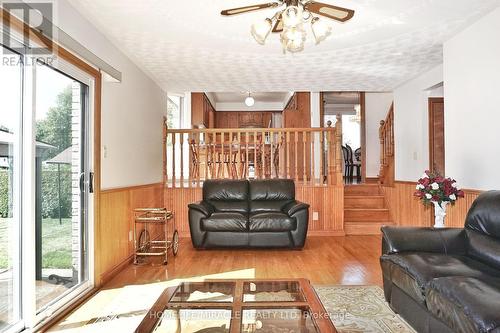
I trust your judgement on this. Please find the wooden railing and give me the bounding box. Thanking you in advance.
[379,103,395,185]
[163,118,344,188]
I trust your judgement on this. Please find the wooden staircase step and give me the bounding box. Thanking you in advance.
[344,208,391,222]
[344,196,385,209]
[345,221,395,235]
[344,185,381,196]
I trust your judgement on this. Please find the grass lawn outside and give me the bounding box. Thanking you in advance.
[0,217,72,270]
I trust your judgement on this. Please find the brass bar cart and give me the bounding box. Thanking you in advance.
[133,208,178,265]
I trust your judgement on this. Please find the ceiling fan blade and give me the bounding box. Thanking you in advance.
[221,3,278,16]
[304,2,355,22]
[272,14,283,33]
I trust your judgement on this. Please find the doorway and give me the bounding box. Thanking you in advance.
[322,92,366,184]
[428,98,445,175]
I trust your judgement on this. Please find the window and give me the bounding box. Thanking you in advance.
[167,95,184,129]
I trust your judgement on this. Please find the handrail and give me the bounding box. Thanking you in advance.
[379,103,394,185]
[163,122,343,188]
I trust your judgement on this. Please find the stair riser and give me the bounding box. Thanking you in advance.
[344,197,385,209]
[344,186,381,196]
[344,210,390,221]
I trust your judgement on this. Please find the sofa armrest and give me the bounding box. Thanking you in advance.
[283,201,310,216]
[188,201,214,217]
[381,226,466,255]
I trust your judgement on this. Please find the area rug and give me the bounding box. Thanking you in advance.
[314,285,416,333]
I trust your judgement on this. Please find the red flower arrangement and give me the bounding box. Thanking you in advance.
[414,170,464,206]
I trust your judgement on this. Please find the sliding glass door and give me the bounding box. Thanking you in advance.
[34,64,92,315]
[0,43,94,331]
[0,45,22,332]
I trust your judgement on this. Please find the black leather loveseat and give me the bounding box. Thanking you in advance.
[188,179,309,249]
[380,191,500,333]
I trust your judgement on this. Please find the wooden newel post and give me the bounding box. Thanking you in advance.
[163,116,167,186]
[334,115,343,185]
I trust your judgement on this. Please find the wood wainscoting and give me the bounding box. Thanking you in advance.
[382,181,481,228]
[96,183,164,286]
[164,184,345,238]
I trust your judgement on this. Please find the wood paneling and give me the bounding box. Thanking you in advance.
[191,93,215,128]
[382,182,481,228]
[164,184,344,237]
[96,183,164,286]
[214,111,276,129]
[428,98,445,174]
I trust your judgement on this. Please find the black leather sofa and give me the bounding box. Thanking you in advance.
[188,179,309,249]
[381,191,500,333]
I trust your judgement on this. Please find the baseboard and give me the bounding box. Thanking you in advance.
[99,253,134,286]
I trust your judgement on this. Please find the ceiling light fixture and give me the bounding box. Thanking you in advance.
[245,92,255,107]
[221,1,355,53]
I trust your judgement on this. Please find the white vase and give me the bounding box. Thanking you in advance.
[433,201,448,228]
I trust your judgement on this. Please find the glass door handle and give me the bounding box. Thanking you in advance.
[79,172,85,192]
[89,172,94,193]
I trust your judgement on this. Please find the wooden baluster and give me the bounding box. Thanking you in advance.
[286,131,291,179]
[311,131,315,185]
[179,133,184,188]
[379,120,385,180]
[245,131,249,179]
[204,133,209,180]
[319,130,324,185]
[221,131,225,178]
[196,133,201,187]
[335,115,343,185]
[171,132,176,188]
[228,132,233,179]
[237,132,242,179]
[294,131,299,182]
[261,130,266,179]
[162,118,167,186]
[253,131,258,179]
[302,131,307,183]
[270,131,274,179]
[327,129,334,185]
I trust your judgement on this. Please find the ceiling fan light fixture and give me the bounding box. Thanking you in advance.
[311,17,332,44]
[251,18,273,44]
[282,6,303,28]
[281,25,306,53]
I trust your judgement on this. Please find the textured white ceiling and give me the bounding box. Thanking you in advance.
[68,0,500,92]
[212,92,289,103]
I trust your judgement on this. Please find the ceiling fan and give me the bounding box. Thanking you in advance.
[221,0,355,53]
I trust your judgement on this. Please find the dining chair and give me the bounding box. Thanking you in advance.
[354,147,362,182]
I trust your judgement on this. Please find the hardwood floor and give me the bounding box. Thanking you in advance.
[48,236,382,332]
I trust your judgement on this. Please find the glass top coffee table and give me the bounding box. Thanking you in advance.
[136,279,336,333]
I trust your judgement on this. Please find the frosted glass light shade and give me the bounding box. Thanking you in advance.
[282,6,303,28]
[311,17,332,44]
[245,96,255,107]
[281,25,306,53]
[251,18,272,45]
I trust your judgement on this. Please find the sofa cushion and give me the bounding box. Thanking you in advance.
[203,180,249,213]
[249,179,294,213]
[202,212,248,232]
[465,190,500,239]
[380,253,500,304]
[249,212,296,232]
[426,277,500,333]
[466,229,500,270]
